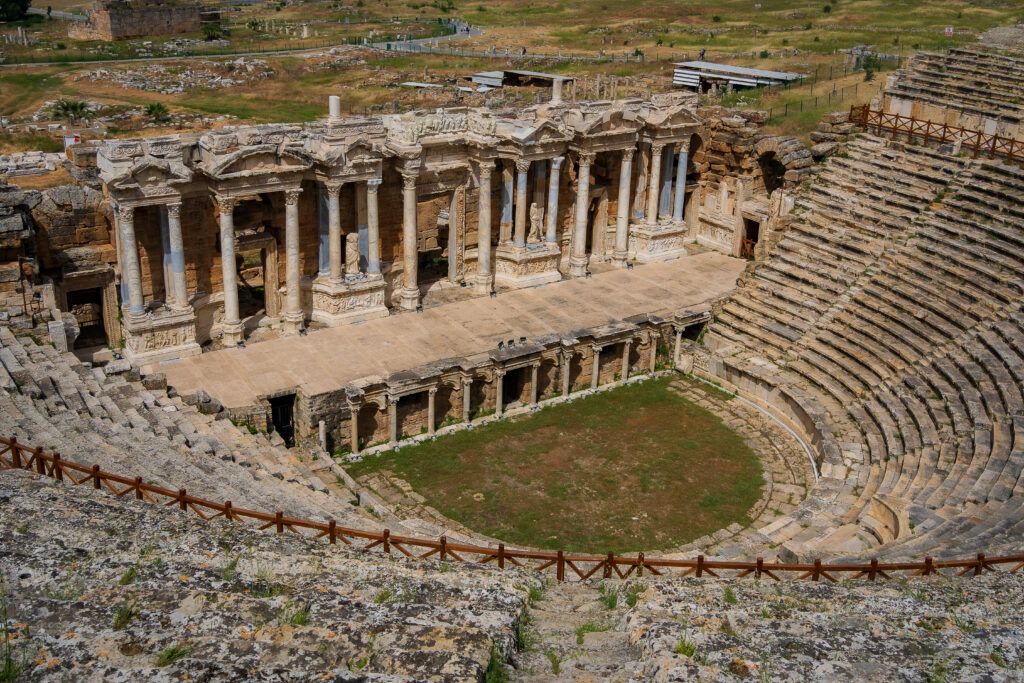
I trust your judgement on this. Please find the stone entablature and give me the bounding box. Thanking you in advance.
[95,93,793,364]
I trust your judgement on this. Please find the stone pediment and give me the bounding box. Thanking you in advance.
[108,157,192,194]
[205,145,313,179]
[512,119,570,145]
[641,105,703,131]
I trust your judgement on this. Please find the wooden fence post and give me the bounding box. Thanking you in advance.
[604,552,614,579]
[556,550,565,582]
[439,536,447,561]
[812,559,822,581]
[178,488,187,511]
[975,553,985,577]
[224,500,233,521]
[11,437,21,469]
[35,447,46,475]
[328,519,337,544]
[91,464,101,488]
[696,555,705,578]
[497,543,505,569]
[275,511,284,534]
[52,452,63,482]
[383,528,391,554]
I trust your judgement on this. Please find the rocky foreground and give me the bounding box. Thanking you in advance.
[0,470,534,682]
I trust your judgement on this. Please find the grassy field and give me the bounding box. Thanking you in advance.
[346,377,765,553]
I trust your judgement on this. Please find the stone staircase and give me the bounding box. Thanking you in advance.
[704,137,1024,560]
[0,325,370,527]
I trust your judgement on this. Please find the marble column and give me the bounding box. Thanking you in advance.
[348,400,361,455]
[533,159,548,230]
[513,158,530,249]
[427,387,437,435]
[646,143,664,225]
[659,145,675,219]
[569,152,594,278]
[621,340,632,381]
[400,170,420,311]
[673,149,688,222]
[216,196,242,346]
[530,362,540,404]
[590,344,602,389]
[561,351,572,396]
[495,369,505,417]
[648,334,658,373]
[355,182,368,273]
[283,188,304,333]
[462,376,473,423]
[673,327,683,367]
[367,179,382,276]
[499,160,514,244]
[476,162,494,294]
[166,202,188,309]
[388,395,398,446]
[546,156,564,244]
[159,206,173,305]
[326,181,343,282]
[633,144,650,221]
[116,205,144,316]
[613,148,634,267]
[317,185,330,276]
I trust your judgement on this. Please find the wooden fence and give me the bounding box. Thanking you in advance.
[2,435,1022,583]
[849,105,1024,162]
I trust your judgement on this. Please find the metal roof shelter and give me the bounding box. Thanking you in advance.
[672,61,804,91]
[468,69,575,89]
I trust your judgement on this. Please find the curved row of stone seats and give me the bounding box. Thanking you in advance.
[887,46,1024,125]
[1,469,532,682]
[0,326,370,528]
[712,135,967,361]
[704,137,1024,559]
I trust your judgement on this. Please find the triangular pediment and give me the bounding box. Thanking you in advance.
[209,146,312,178]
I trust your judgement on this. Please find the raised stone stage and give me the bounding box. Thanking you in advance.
[157,253,744,410]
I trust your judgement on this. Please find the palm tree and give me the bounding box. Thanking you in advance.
[144,102,171,123]
[51,99,90,123]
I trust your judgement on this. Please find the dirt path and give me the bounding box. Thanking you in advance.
[511,581,641,682]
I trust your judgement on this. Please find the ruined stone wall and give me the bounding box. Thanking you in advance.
[70,0,203,41]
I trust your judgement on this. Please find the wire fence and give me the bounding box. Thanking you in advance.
[3,435,1022,583]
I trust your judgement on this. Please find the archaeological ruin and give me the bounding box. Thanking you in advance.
[69,0,210,42]
[2,23,1024,682]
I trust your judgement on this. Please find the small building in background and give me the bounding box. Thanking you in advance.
[672,61,803,93]
[467,69,575,93]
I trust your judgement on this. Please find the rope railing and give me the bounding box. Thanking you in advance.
[849,105,1024,162]
[2,436,1022,582]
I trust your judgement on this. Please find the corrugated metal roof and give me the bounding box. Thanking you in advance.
[672,61,804,81]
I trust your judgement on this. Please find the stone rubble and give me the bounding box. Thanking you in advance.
[75,58,274,94]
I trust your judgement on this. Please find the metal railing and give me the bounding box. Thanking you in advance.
[2,435,1021,582]
[850,105,1024,162]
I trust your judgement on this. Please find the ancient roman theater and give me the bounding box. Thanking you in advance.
[2,24,1024,683]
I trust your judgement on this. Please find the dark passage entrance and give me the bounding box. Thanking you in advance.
[503,367,527,407]
[269,394,296,447]
[66,287,107,349]
[742,218,760,259]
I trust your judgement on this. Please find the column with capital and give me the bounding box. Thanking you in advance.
[561,351,573,397]
[388,395,398,446]
[282,188,304,333]
[216,196,243,346]
[530,362,540,404]
[347,399,361,456]
[355,181,369,273]
[427,387,437,435]
[495,369,505,417]
[659,144,675,219]
[569,151,594,278]
[646,143,664,224]
[366,179,382,276]
[613,148,634,267]
[116,204,145,316]
[166,202,189,309]
[590,345,602,389]
[545,156,564,244]
[326,181,343,282]
[462,376,473,423]
[399,169,420,311]
[475,162,494,294]
[513,158,530,249]
[621,339,632,382]
[673,147,688,222]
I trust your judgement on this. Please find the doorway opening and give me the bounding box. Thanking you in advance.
[66,287,107,349]
[741,218,760,259]
[269,393,296,447]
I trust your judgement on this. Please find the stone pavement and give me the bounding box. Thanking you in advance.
[158,253,744,409]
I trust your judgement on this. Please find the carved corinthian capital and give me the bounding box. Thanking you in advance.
[165,202,182,219]
[515,158,532,174]
[577,151,596,167]
[215,195,238,212]
[116,204,134,223]
[621,147,635,163]
[284,188,302,205]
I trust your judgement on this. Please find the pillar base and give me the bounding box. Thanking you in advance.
[629,221,688,264]
[568,254,589,278]
[399,286,420,311]
[611,249,629,268]
[123,307,202,365]
[281,312,305,335]
[475,273,494,295]
[494,242,563,289]
[310,275,389,326]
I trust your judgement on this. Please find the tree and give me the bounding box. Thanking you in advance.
[144,102,170,123]
[201,23,223,40]
[51,99,90,123]
[0,0,31,21]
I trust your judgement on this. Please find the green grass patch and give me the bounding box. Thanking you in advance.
[347,377,764,552]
